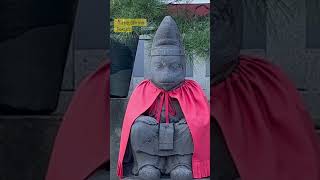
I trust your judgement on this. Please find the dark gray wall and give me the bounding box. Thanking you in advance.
[306,0,320,48]
[241,0,320,128]
[74,0,109,49]
[0,0,109,179]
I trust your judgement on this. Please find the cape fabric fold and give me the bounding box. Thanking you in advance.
[46,61,110,180]
[212,55,320,180]
[117,79,210,179]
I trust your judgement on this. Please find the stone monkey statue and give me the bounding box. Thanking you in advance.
[129,16,193,180]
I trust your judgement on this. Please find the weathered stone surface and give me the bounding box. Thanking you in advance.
[0,116,61,180]
[75,49,107,88]
[315,119,320,129]
[267,49,310,89]
[122,176,210,180]
[265,0,308,89]
[242,0,266,49]
[306,0,320,48]
[73,0,109,50]
[0,121,4,180]
[240,49,266,59]
[266,0,306,49]
[53,91,74,115]
[110,98,128,180]
[300,91,320,127]
[0,24,71,114]
[109,98,210,180]
[61,34,75,91]
[305,49,320,90]
[87,170,110,180]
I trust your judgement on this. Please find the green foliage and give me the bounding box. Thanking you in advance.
[175,16,210,58]
[110,0,166,42]
[110,0,210,59]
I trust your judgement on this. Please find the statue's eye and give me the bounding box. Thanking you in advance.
[156,63,164,69]
[171,63,182,70]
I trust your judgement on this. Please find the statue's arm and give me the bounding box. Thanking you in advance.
[134,115,157,125]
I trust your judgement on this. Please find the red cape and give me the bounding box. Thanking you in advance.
[212,55,320,180]
[46,61,110,180]
[117,79,210,179]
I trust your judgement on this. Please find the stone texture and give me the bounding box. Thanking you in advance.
[161,178,210,180]
[87,170,110,180]
[73,0,109,50]
[142,35,193,79]
[122,176,210,180]
[305,49,320,90]
[128,77,144,97]
[110,98,210,180]
[61,33,75,91]
[0,121,4,180]
[75,49,107,88]
[0,116,61,180]
[53,91,74,115]
[242,0,266,49]
[268,49,310,89]
[240,49,266,59]
[189,55,210,98]
[306,0,320,48]
[300,91,320,127]
[241,0,320,130]
[110,98,128,180]
[266,0,308,89]
[315,119,320,129]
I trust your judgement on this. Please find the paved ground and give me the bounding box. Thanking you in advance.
[122,177,210,180]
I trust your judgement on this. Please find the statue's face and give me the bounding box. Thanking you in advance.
[150,55,185,91]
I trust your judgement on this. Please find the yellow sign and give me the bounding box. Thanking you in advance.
[114,26,133,32]
[114,18,147,32]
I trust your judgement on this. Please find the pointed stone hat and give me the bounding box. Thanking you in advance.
[151,16,185,56]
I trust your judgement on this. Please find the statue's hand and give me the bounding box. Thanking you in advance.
[176,118,187,125]
[135,115,157,125]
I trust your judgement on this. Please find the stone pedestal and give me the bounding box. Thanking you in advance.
[0,116,61,180]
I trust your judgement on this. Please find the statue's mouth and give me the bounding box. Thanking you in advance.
[159,82,175,85]
[151,80,184,91]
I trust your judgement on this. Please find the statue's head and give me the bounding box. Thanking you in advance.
[150,16,186,91]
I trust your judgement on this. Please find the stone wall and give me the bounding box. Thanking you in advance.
[241,0,320,129]
[0,35,107,180]
[0,0,110,178]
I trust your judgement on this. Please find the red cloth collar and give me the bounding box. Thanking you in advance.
[117,79,210,178]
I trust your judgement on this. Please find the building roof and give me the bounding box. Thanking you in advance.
[167,3,210,17]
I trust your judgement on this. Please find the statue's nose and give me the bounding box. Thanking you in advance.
[160,69,174,82]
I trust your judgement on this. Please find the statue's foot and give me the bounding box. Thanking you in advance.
[170,166,192,180]
[138,165,161,180]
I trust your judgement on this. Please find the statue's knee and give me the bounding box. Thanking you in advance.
[131,121,145,133]
[131,116,157,134]
[138,165,161,180]
[170,166,192,180]
[136,116,157,124]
